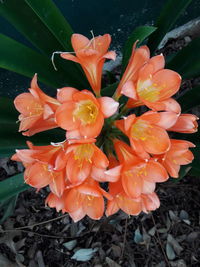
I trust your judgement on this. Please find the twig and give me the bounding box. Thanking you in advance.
[2,227,95,240]
[8,214,69,230]
[151,214,170,267]
[1,229,70,239]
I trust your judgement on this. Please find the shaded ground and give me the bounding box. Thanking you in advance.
[0,175,200,267]
[1,35,200,267]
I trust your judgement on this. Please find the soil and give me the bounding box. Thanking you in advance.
[1,35,200,267]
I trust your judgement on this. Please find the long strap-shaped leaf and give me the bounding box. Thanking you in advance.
[166,37,200,79]
[147,0,193,53]
[0,195,18,223]
[0,0,88,88]
[121,26,157,73]
[25,0,73,51]
[0,33,66,88]
[0,0,64,56]
[177,85,200,112]
[0,173,29,202]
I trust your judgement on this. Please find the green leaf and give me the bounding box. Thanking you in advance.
[0,195,18,223]
[0,0,88,89]
[25,0,73,51]
[0,124,66,157]
[0,33,67,89]
[148,0,192,52]
[166,37,200,79]
[0,0,65,56]
[101,82,118,97]
[0,173,29,202]
[177,85,200,112]
[122,26,157,73]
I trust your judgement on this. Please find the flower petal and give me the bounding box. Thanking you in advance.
[25,162,52,188]
[106,199,119,216]
[139,125,170,155]
[66,157,91,185]
[71,33,90,51]
[103,51,116,60]
[155,112,179,129]
[145,161,169,182]
[49,171,65,197]
[152,69,181,100]
[122,170,143,198]
[55,102,80,130]
[117,193,142,215]
[57,87,78,103]
[98,97,119,118]
[60,53,80,63]
[79,113,104,138]
[147,98,181,113]
[92,146,109,168]
[84,195,104,220]
[69,207,85,222]
[121,80,138,100]
[64,189,84,212]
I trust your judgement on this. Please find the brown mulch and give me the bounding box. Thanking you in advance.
[1,35,200,267]
[0,174,200,267]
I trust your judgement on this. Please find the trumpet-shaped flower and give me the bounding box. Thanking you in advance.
[14,74,59,136]
[11,141,68,196]
[62,139,110,186]
[106,140,168,198]
[46,191,88,221]
[115,111,178,159]
[106,180,160,216]
[56,87,118,139]
[114,42,150,99]
[61,34,116,95]
[118,44,181,113]
[64,178,112,222]
[168,114,198,133]
[46,191,67,213]
[156,139,195,178]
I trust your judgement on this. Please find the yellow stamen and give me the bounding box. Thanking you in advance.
[73,100,98,125]
[74,144,94,163]
[131,119,149,141]
[137,80,160,102]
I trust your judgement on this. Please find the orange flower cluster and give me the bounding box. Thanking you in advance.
[12,34,198,222]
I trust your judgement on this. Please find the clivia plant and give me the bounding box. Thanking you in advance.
[0,0,200,222]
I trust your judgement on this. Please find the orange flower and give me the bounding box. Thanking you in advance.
[46,192,67,213]
[56,87,119,139]
[46,191,87,221]
[117,43,181,113]
[62,139,110,186]
[114,42,150,99]
[101,152,160,216]
[12,141,68,196]
[168,114,198,133]
[61,34,116,96]
[14,74,59,136]
[106,140,168,198]
[64,178,112,222]
[115,111,178,159]
[106,182,160,216]
[156,139,195,178]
